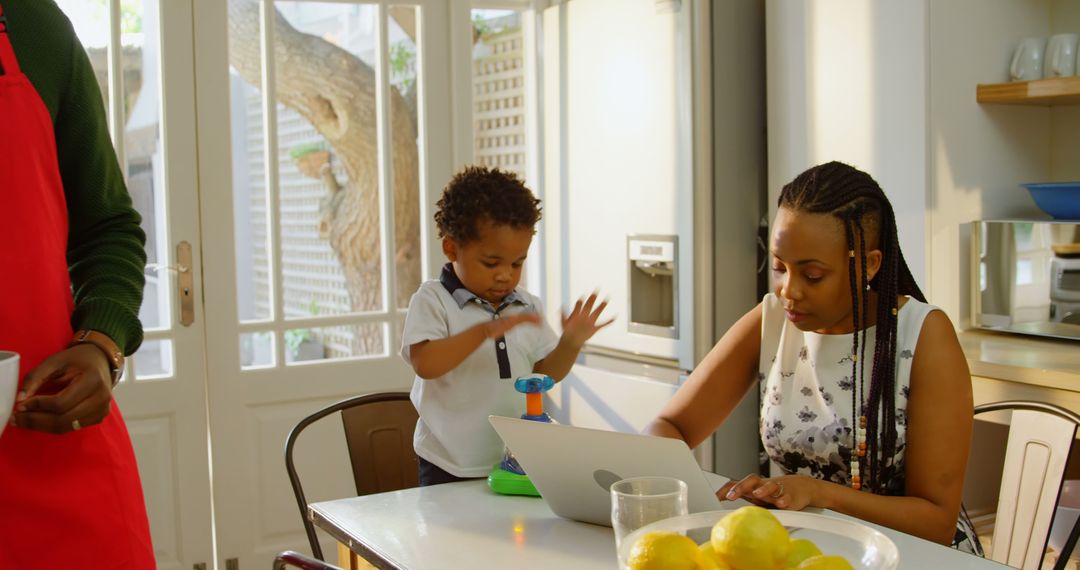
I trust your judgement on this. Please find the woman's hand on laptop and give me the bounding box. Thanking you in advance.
[717,473,820,511]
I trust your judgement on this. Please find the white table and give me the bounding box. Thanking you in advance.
[309,478,1008,570]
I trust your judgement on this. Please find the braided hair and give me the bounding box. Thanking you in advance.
[778,161,924,493]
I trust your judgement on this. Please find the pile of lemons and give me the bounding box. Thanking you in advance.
[626,506,854,570]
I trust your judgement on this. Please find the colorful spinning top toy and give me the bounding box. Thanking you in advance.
[488,373,555,496]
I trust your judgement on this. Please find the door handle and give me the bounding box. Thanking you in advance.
[177,241,194,326]
[145,242,194,326]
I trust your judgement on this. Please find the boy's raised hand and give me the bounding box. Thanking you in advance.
[484,311,543,339]
[561,293,614,347]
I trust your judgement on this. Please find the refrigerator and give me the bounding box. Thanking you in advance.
[539,0,765,478]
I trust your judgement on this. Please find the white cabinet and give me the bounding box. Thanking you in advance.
[765,0,929,287]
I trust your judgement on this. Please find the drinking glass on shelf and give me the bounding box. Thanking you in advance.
[610,476,688,551]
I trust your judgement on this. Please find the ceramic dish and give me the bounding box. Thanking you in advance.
[617,509,899,570]
[1021,182,1080,220]
[0,352,19,436]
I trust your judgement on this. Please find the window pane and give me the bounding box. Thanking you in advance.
[285,323,387,364]
[389,6,422,310]
[59,0,171,332]
[131,339,174,380]
[273,2,381,319]
[392,318,406,355]
[123,0,170,332]
[230,7,272,322]
[240,331,275,370]
[471,10,529,179]
[55,1,112,124]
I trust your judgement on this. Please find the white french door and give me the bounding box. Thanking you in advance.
[61,0,539,566]
[55,0,216,568]
[192,0,453,566]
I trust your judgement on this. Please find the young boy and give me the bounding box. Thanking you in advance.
[401,166,611,486]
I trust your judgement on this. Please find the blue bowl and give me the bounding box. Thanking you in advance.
[1021,182,1080,220]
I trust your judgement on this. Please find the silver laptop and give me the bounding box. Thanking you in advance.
[489,415,726,526]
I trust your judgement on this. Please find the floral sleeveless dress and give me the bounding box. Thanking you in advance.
[757,293,983,555]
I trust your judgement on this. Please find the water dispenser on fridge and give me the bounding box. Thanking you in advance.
[627,235,678,339]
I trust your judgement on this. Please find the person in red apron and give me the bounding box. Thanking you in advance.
[0,1,154,567]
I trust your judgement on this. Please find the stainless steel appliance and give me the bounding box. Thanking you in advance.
[972,220,1080,341]
[1050,254,1080,325]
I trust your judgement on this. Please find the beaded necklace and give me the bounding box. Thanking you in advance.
[851,372,867,490]
[849,249,866,490]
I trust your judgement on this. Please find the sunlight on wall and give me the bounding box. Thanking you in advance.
[808,1,874,169]
[767,0,928,289]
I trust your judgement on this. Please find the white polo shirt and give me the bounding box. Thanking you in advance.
[400,264,559,477]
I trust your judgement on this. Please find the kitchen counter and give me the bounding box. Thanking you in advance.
[959,329,1080,435]
[959,330,1080,392]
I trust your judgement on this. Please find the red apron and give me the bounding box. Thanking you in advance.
[0,5,155,568]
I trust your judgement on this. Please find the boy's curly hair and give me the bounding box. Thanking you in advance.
[434,166,542,244]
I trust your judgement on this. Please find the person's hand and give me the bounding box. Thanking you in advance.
[560,293,614,347]
[10,344,114,434]
[716,473,820,511]
[483,311,543,339]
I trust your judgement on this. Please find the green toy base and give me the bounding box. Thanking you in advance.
[488,464,540,496]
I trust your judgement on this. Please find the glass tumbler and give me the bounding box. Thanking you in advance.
[610,476,688,551]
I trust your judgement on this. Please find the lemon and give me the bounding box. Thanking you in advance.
[786,538,823,568]
[710,506,791,570]
[795,554,855,570]
[698,541,732,569]
[626,531,704,570]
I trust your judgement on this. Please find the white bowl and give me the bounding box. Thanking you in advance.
[0,351,18,435]
[618,509,899,570]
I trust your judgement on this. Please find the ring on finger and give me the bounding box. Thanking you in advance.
[71,418,82,431]
[771,482,784,499]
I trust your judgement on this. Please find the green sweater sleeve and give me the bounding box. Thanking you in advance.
[5,0,147,355]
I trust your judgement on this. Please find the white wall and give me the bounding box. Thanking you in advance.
[1051,1,1080,182]
[926,0,1080,324]
[766,0,928,288]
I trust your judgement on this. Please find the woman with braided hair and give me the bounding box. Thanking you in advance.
[647,161,982,553]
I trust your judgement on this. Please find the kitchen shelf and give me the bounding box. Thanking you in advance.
[976,76,1080,105]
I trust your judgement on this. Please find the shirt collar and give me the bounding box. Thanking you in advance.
[439,263,529,311]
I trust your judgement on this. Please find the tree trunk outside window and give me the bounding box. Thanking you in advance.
[227,0,421,348]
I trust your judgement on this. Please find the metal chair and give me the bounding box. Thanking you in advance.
[974,401,1080,570]
[273,550,341,570]
[285,392,419,561]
